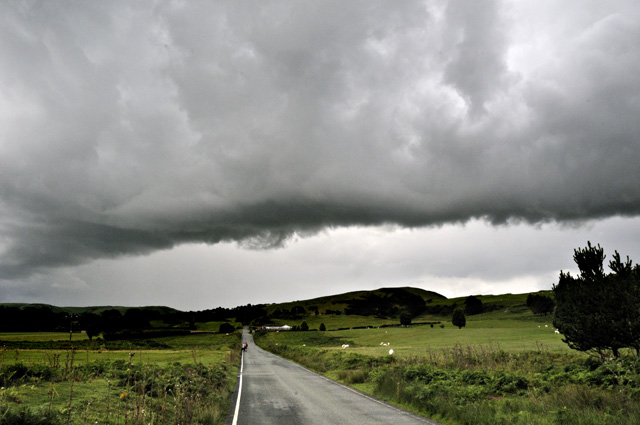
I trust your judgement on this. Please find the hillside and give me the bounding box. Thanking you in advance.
[0,303,182,316]
[264,286,445,317]
[259,288,555,331]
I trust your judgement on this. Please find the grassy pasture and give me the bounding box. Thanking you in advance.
[266,313,403,330]
[261,314,568,356]
[0,332,240,365]
[321,322,567,356]
[193,320,239,332]
[0,332,89,342]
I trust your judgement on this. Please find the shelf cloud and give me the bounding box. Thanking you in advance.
[1,1,640,284]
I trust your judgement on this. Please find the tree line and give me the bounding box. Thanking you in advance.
[0,303,267,339]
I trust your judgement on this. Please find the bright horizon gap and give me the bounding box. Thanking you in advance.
[3,217,639,311]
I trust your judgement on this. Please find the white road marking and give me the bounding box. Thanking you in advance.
[231,350,244,425]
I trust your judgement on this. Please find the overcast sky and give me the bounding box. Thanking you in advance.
[1,1,640,311]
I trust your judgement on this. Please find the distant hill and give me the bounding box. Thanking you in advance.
[264,287,446,319]
[0,303,182,316]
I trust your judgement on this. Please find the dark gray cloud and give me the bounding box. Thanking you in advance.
[1,0,640,281]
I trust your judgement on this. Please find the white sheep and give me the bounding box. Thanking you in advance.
[555,329,560,334]
[341,344,349,349]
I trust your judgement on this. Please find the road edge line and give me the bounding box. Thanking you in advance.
[231,350,244,425]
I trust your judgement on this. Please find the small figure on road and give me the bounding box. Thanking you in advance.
[242,342,248,352]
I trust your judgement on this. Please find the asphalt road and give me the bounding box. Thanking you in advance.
[227,328,443,425]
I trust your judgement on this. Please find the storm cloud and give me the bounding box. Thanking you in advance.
[1,0,640,282]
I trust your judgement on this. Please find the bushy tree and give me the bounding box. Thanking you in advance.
[553,242,640,359]
[399,311,412,326]
[300,321,309,331]
[123,308,151,330]
[81,312,101,341]
[526,294,555,315]
[452,308,466,329]
[464,296,483,315]
[291,306,307,316]
[100,309,123,333]
[219,322,235,334]
[319,323,326,331]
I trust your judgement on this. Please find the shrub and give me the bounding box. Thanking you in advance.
[452,308,466,329]
[399,311,412,326]
[491,371,529,394]
[0,406,62,425]
[464,295,484,315]
[218,322,235,333]
[526,294,555,315]
[337,369,368,384]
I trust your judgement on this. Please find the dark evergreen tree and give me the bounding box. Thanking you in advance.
[319,323,326,331]
[553,242,640,359]
[300,321,309,331]
[452,308,466,329]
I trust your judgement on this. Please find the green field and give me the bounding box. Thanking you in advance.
[262,320,570,357]
[0,332,241,425]
[0,332,89,342]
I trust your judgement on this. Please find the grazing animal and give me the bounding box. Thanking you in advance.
[341,344,349,349]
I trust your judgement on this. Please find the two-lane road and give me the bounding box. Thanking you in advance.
[228,329,443,425]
